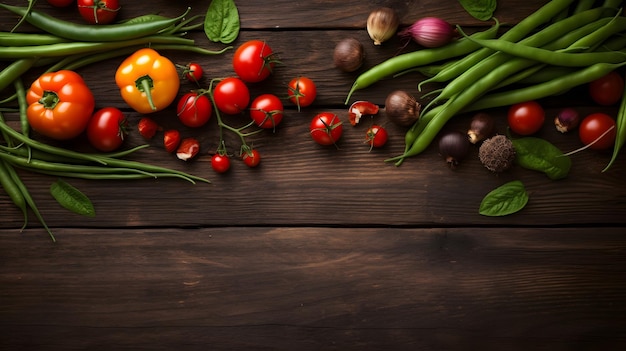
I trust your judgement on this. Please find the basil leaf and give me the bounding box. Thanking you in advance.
[458,0,497,21]
[512,137,571,180]
[50,179,95,217]
[204,0,240,44]
[479,180,528,216]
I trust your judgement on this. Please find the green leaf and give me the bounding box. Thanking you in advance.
[204,0,240,44]
[479,180,528,216]
[50,179,95,217]
[512,137,571,180]
[458,0,497,21]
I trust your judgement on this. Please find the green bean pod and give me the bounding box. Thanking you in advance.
[0,32,69,46]
[0,58,37,92]
[604,71,626,172]
[0,159,28,231]
[0,3,191,42]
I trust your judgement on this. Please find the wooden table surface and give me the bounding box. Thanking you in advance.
[2,0,626,349]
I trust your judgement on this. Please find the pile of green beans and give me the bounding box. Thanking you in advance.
[0,4,225,241]
[344,0,626,166]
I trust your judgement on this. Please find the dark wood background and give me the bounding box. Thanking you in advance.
[1,0,626,349]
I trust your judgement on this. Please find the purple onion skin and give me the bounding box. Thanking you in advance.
[555,108,580,133]
[439,130,470,168]
[399,17,456,48]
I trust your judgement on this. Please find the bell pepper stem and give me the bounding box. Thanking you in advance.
[137,75,157,111]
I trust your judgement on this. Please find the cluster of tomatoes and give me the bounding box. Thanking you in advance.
[46,0,120,25]
[506,70,623,151]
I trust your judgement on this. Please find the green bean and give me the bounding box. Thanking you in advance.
[29,169,199,182]
[0,35,195,60]
[604,70,626,172]
[13,77,28,136]
[419,0,578,88]
[0,32,69,46]
[344,21,500,103]
[4,157,55,242]
[0,58,37,92]
[0,144,148,165]
[574,0,596,14]
[0,159,28,231]
[0,3,191,42]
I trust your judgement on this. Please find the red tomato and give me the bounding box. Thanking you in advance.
[163,130,181,153]
[184,62,204,83]
[507,101,545,135]
[211,154,231,173]
[310,112,343,146]
[579,113,616,150]
[86,107,127,152]
[366,124,388,148]
[46,0,74,7]
[242,149,261,168]
[233,40,277,83]
[287,76,317,109]
[589,71,624,106]
[213,77,250,115]
[249,94,284,129]
[177,92,212,128]
[77,0,120,24]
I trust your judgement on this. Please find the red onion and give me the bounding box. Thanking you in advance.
[399,17,456,48]
[554,108,580,133]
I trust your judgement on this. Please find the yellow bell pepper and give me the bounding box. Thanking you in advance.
[115,48,180,114]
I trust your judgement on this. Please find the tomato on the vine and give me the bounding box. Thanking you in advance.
[366,124,388,148]
[177,92,212,128]
[87,107,127,152]
[213,77,250,115]
[233,40,277,83]
[310,112,343,146]
[183,62,204,83]
[249,94,284,129]
[77,0,120,25]
[242,149,261,168]
[287,76,317,110]
[579,113,616,150]
[507,100,545,135]
[589,71,624,106]
[211,154,231,173]
[46,0,74,7]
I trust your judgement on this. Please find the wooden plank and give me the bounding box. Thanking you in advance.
[2,227,626,350]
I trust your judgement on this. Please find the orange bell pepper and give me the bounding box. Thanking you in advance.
[115,48,179,114]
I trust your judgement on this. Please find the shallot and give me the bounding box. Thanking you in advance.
[399,17,456,48]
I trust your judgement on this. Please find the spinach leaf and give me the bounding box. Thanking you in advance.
[50,179,95,217]
[458,0,497,21]
[512,137,571,180]
[204,0,240,44]
[479,180,528,216]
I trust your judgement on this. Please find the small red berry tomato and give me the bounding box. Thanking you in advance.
[86,107,127,152]
[184,62,204,83]
[507,100,545,135]
[578,113,616,150]
[589,71,624,106]
[366,124,388,148]
[233,40,277,83]
[213,77,250,115]
[177,92,212,128]
[77,0,120,25]
[249,94,284,129]
[163,129,181,153]
[287,76,317,110]
[242,148,261,168]
[310,112,343,146]
[211,154,231,173]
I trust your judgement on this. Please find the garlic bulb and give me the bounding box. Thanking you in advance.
[366,7,399,45]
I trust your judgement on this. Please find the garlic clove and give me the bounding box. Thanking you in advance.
[367,7,399,45]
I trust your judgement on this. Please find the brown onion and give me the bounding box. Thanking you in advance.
[367,7,399,45]
[467,112,495,144]
[384,90,420,127]
[333,38,365,72]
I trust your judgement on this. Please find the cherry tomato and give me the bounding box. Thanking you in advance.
[177,92,212,128]
[86,107,127,152]
[213,77,250,115]
[211,154,231,173]
[233,40,277,83]
[287,76,317,109]
[77,0,120,25]
[183,62,204,83]
[46,0,74,7]
[310,112,343,146]
[507,101,545,135]
[366,124,388,148]
[578,113,616,150]
[163,130,181,153]
[589,71,624,106]
[249,94,284,129]
[242,149,261,168]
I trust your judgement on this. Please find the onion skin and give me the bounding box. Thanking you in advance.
[468,112,495,144]
[384,90,421,127]
[334,38,365,72]
[399,17,456,48]
[554,108,580,133]
[367,7,399,45]
[438,130,470,168]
